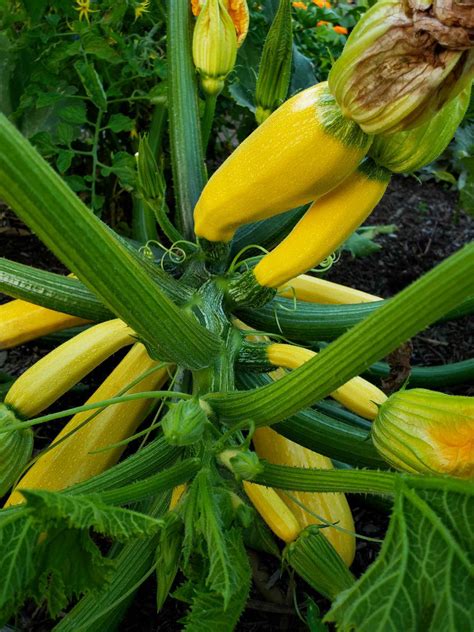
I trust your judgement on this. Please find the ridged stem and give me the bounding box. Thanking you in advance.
[208,243,474,423]
[167,0,206,239]
[0,114,220,369]
[67,437,181,496]
[201,94,217,152]
[99,458,201,505]
[255,463,396,495]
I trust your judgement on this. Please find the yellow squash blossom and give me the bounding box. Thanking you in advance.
[372,388,474,479]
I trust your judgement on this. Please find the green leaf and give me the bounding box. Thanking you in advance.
[36,526,115,618]
[289,45,316,95]
[326,479,474,631]
[182,471,246,608]
[22,490,163,541]
[58,102,87,125]
[0,510,37,624]
[21,0,48,22]
[342,224,396,258]
[56,121,74,146]
[56,149,73,173]
[80,32,121,64]
[102,151,137,190]
[74,60,107,111]
[176,530,251,631]
[107,113,135,133]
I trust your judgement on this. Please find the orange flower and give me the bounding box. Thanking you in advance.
[313,0,331,8]
[316,20,329,26]
[333,25,348,34]
[292,1,307,8]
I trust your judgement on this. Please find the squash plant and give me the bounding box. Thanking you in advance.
[0,0,473,629]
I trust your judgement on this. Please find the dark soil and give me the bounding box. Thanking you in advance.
[0,175,472,630]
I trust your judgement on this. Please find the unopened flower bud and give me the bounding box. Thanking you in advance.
[192,0,245,96]
[371,388,474,479]
[162,399,208,446]
[255,0,293,125]
[218,448,264,480]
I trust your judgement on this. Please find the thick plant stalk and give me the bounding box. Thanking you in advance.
[0,299,89,349]
[0,113,220,369]
[5,343,170,505]
[208,242,474,423]
[167,0,207,239]
[0,258,112,321]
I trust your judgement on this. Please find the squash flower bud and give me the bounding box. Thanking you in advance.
[218,448,264,481]
[255,0,293,125]
[192,0,249,96]
[162,399,208,446]
[371,389,474,479]
[328,0,474,134]
[369,84,471,173]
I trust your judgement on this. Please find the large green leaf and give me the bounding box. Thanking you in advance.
[22,490,163,541]
[176,529,251,631]
[326,479,474,631]
[0,511,37,623]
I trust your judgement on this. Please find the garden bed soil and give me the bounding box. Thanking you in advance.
[0,174,472,630]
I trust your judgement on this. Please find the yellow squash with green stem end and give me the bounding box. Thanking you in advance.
[0,299,89,350]
[372,388,474,478]
[252,159,391,289]
[5,343,170,506]
[242,480,301,543]
[267,343,387,420]
[194,81,371,243]
[4,319,135,418]
[278,274,381,304]
[252,426,355,566]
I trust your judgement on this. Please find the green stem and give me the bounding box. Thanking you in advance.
[238,294,474,342]
[99,458,201,505]
[3,391,193,432]
[91,109,104,212]
[68,438,181,496]
[0,113,221,369]
[201,94,217,152]
[365,357,474,388]
[148,103,167,154]
[0,258,112,321]
[208,243,474,423]
[254,463,397,495]
[131,197,159,244]
[167,0,207,239]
